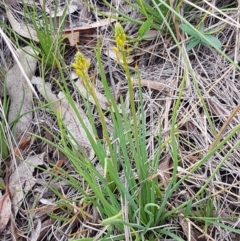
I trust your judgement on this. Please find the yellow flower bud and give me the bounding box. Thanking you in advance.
[114,23,126,48]
[72,63,78,69]
[76,69,82,77]
[72,51,90,78]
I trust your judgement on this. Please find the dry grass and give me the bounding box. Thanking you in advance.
[1,0,240,240]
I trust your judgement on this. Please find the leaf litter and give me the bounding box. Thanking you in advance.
[6,46,37,140]
[32,76,95,160]
[0,167,11,234]
[9,153,45,216]
[1,0,240,240]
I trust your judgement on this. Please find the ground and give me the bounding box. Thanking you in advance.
[0,0,240,241]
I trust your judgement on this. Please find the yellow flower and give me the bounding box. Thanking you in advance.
[114,23,126,48]
[72,63,78,69]
[75,69,82,77]
[72,51,90,78]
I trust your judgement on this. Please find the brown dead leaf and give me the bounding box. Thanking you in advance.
[0,193,11,233]
[158,155,171,187]
[14,136,31,156]
[63,29,96,47]
[9,153,45,216]
[6,46,37,140]
[63,31,80,46]
[52,160,64,174]
[0,167,11,233]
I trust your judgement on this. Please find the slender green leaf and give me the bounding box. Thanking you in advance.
[186,38,200,51]
[138,17,153,39]
[201,35,222,49]
[179,24,200,39]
